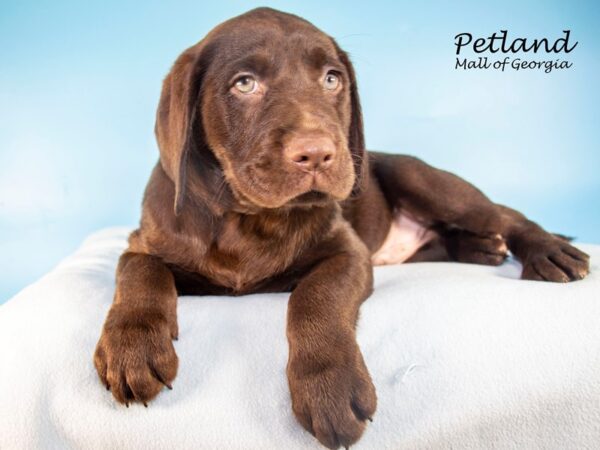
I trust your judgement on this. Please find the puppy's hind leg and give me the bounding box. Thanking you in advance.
[369,151,590,281]
[442,229,508,266]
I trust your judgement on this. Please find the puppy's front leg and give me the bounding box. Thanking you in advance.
[286,228,376,449]
[94,251,179,406]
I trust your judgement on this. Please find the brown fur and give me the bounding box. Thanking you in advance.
[94,8,590,449]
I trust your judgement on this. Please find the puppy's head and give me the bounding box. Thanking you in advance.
[156,7,366,214]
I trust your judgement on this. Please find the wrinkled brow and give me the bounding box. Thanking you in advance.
[303,46,341,71]
[226,54,273,79]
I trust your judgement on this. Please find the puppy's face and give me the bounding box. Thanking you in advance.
[198,10,359,209]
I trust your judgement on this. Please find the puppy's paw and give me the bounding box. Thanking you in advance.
[521,239,590,282]
[94,306,178,406]
[445,230,508,266]
[287,348,376,449]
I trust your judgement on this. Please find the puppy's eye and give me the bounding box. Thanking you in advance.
[234,75,258,94]
[323,71,340,90]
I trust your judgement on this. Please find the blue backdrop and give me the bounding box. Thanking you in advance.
[1,0,599,302]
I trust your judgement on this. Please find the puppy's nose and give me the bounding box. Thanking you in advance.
[285,137,335,172]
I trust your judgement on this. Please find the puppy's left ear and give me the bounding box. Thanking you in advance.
[333,40,368,195]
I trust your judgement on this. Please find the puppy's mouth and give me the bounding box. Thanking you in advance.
[289,190,331,206]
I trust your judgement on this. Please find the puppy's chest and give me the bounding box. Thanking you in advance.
[198,214,318,292]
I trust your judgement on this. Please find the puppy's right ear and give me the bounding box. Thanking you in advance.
[155,44,210,216]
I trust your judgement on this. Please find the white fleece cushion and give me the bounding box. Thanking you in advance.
[0,227,599,449]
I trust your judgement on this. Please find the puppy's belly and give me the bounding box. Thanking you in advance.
[371,211,437,265]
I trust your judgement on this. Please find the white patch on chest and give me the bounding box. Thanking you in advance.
[371,211,437,266]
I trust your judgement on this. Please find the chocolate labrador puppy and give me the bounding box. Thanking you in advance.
[94,7,590,449]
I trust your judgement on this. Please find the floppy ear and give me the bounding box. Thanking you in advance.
[333,41,368,195]
[155,44,209,215]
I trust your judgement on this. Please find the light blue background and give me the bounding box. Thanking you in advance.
[1,0,599,303]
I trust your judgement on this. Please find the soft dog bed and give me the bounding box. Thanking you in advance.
[1,227,598,449]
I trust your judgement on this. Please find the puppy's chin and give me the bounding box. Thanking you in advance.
[287,190,332,208]
[231,188,330,211]
[232,179,354,211]
[229,183,337,211]
[237,178,357,209]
